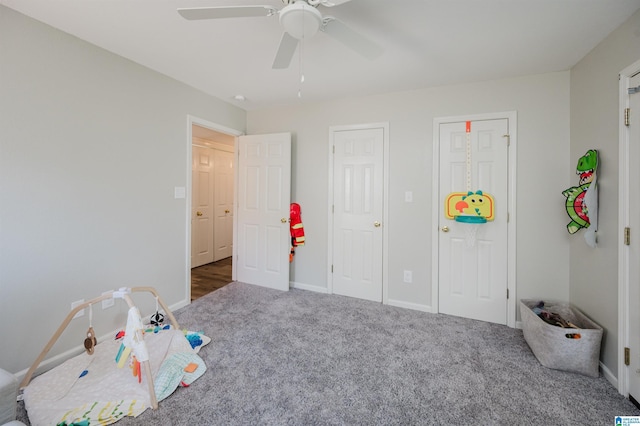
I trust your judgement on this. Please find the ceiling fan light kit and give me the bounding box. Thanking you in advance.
[280,1,322,40]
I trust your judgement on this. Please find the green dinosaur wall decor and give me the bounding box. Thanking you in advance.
[562,149,598,245]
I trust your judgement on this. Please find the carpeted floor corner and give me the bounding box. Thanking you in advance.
[18,282,640,425]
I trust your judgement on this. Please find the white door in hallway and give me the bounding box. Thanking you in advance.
[626,71,640,401]
[437,118,509,324]
[331,126,384,302]
[191,145,214,268]
[213,149,234,261]
[236,133,291,291]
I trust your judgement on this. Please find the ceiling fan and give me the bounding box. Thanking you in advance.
[177,0,383,69]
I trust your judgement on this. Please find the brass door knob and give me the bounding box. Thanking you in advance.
[441,226,449,232]
[196,211,203,217]
[225,209,230,214]
[281,218,288,223]
[374,221,381,227]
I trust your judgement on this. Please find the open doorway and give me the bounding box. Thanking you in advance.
[189,121,238,301]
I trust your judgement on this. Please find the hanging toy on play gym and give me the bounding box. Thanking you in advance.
[289,203,305,262]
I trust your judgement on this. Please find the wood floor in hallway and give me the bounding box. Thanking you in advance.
[191,257,233,301]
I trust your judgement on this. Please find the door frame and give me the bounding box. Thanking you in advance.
[431,111,518,328]
[617,58,640,396]
[327,122,390,303]
[185,115,243,302]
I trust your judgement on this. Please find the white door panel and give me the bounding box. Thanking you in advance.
[332,127,384,302]
[438,119,508,324]
[191,146,214,268]
[237,133,291,291]
[213,149,234,261]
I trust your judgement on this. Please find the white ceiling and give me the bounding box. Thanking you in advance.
[3,0,640,111]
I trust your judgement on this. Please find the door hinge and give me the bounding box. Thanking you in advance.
[625,227,631,245]
[625,108,630,126]
[625,347,631,366]
[503,134,510,146]
[331,265,334,273]
[507,288,509,299]
[507,212,510,223]
[332,145,335,154]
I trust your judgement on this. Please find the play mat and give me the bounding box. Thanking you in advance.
[19,287,210,426]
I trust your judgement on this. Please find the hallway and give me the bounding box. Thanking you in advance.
[191,257,233,301]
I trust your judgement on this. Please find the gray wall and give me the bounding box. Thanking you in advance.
[247,71,571,317]
[570,9,640,379]
[0,6,245,373]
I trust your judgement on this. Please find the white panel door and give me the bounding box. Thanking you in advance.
[438,119,509,324]
[213,149,234,261]
[191,145,214,268]
[237,133,291,291]
[332,127,384,302]
[627,72,640,401]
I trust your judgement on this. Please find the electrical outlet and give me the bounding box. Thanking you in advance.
[403,270,413,283]
[71,299,85,319]
[102,291,114,309]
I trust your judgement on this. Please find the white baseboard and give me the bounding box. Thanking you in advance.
[515,320,523,329]
[15,298,189,384]
[290,281,329,294]
[600,361,618,389]
[386,299,433,313]
[170,298,190,313]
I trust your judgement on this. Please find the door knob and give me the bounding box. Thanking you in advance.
[374,221,381,227]
[196,211,203,217]
[441,226,449,232]
[281,218,288,223]
[225,209,230,214]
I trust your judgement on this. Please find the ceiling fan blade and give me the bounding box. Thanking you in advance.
[322,17,383,60]
[272,32,299,69]
[177,6,277,21]
[318,0,353,7]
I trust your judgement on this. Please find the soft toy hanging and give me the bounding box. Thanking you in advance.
[562,149,598,247]
[115,306,149,385]
[83,304,97,355]
[289,202,305,262]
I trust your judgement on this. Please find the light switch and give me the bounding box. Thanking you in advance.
[405,191,413,202]
[174,186,186,199]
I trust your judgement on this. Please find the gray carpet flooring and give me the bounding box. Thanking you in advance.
[18,282,640,425]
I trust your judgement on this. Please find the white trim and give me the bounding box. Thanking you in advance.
[290,281,329,293]
[186,115,243,301]
[327,122,390,304]
[602,361,619,390]
[386,299,433,313]
[431,111,518,328]
[618,58,640,396]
